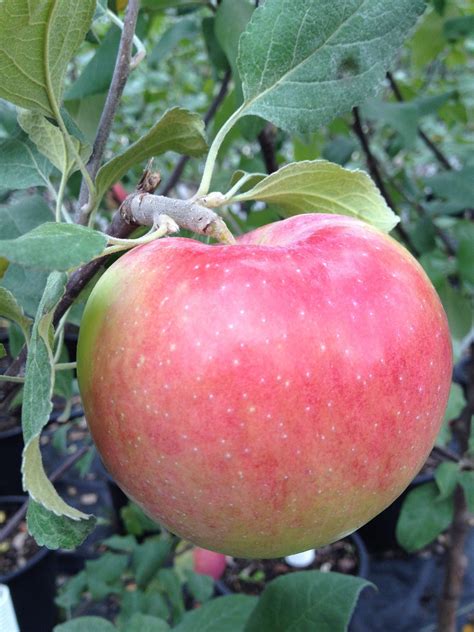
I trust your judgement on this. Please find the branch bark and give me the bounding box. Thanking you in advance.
[437,344,474,632]
[258,124,278,174]
[77,0,141,223]
[351,107,420,256]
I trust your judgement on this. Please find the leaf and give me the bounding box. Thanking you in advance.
[444,383,466,423]
[435,462,460,500]
[229,170,267,192]
[444,15,474,41]
[0,286,32,339]
[85,553,129,600]
[174,595,258,632]
[55,571,88,609]
[132,537,173,589]
[102,534,138,553]
[0,0,96,115]
[0,342,5,359]
[27,499,96,550]
[396,482,454,552]
[66,26,121,100]
[185,570,214,603]
[95,108,208,202]
[236,0,425,134]
[231,161,399,233]
[126,614,170,632]
[202,17,229,74]
[0,134,54,191]
[424,166,474,215]
[0,223,108,271]
[17,110,90,176]
[22,273,96,547]
[244,571,371,632]
[156,568,185,623]
[142,0,207,9]
[455,221,474,286]
[362,92,454,149]
[437,282,473,342]
[150,18,198,65]
[54,617,116,632]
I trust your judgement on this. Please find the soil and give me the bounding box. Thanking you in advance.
[0,503,40,577]
[222,538,359,596]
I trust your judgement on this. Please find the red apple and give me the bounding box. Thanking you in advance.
[193,547,226,580]
[77,214,452,558]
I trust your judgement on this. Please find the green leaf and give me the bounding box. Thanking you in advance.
[424,166,474,215]
[444,383,466,423]
[0,342,5,359]
[396,482,454,552]
[236,0,425,134]
[22,273,96,547]
[0,286,32,339]
[66,26,121,100]
[120,502,160,537]
[0,134,54,191]
[459,471,474,513]
[126,614,170,632]
[17,110,90,176]
[202,17,229,74]
[0,0,96,115]
[150,18,198,65]
[244,571,371,632]
[55,571,88,610]
[215,0,253,90]
[85,552,129,600]
[231,160,399,233]
[456,221,474,286]
[437,282,473,342]
[27,499,96,550]
[0,223,108,272]
[435,462,460,500]
[174,595,258,632]
[95,108,207,202]
[409,8,446,69]
[54,617,116,632]
[132,538,173,589]
[156,568,185,623]
[444,15,474,41]
[185,570,214,603]
[419,250,457,288]
[362,92,454,149]
[142,0,207,9]
[102,534,138,553]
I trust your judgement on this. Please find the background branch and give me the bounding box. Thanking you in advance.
[77,0,141,224]
[258,124,278,174]
[351,107,420,256]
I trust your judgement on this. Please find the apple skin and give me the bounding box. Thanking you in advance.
[77,214,452,558]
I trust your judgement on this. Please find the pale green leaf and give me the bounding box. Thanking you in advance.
[95,108,208,201]
[237,0,425,134]
[396,482,454,552]
[232,161,399,233]
[229,170,266,192]
[0,286,32,339]
[18,110,90,175]
[0,222,108,271]
[0,0,96,115]
[174,595,258,632]
[0,134,54,191]
[244,571,372,632]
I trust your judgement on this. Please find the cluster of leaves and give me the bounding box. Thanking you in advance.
[55,501,371,632]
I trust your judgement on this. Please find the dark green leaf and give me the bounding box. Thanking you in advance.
[126,614,170,632]
[55,571,88,609]
[435,462,459,500]
[444,16,474,41]
[437,282,472,341]
[396,482,454,552]
[27,499,96,550]
[244,571,371,632]
[85,552,129,600]
[185,570,214,603]
[202,17,229,74]
[424,166,474,215]
[174,595,258,632]
[459,471,474,513]
[0,223,108,271]
[237,0,426,133]
[132,537,173,589]
[95,108,207,202]
[54,617,116,632]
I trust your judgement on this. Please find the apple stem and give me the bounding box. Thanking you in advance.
[120,193,236,245]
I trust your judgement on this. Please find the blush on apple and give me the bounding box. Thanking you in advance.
[193,547,227,580]
[77,213,452,558]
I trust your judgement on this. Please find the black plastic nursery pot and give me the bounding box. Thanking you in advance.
[0,417,23,496]
[357,473,434,554]
[215,531,369,596]
[0,496,57,632]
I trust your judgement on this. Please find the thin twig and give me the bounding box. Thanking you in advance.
[0,444,91,543]
[386,72,453,171]
[258,124,278,174]
[162,69,232,196]
[351,107,420,255]
[437,344,474,631]
[77,0,141,224]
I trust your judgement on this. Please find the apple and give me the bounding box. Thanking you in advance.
[193,547,227,580]
[77,213,452,558]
